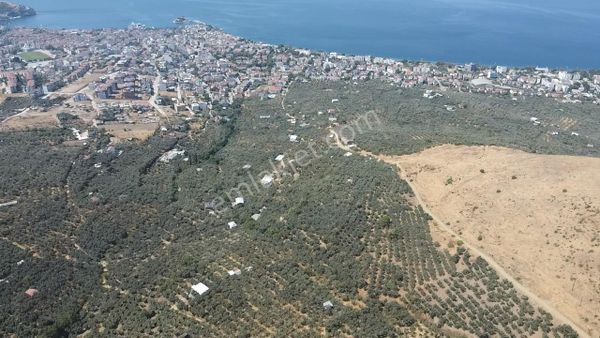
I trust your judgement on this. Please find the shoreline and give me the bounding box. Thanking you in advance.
[3,9,598,70]
[5,20,600,73]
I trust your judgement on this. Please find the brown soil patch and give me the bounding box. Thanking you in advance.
[385,145,600,337]
[57,73,104,94]
[1,108,59,130]
[100,122,158,142]
[0,103,97,130]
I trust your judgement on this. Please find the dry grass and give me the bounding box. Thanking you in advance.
[100,122,158,142]
[0,108,59,130]
[0,102,98,130]
[386,145,600,337]
[57,73,104,94]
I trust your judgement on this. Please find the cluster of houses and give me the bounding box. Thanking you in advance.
[0,23,598,117]
[95,102,157,125]
[0,69,35,94]
[91,72,153,100]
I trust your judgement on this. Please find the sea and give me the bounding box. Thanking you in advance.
[9,0,600,69]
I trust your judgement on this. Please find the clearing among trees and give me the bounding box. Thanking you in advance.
[388,145,600,337]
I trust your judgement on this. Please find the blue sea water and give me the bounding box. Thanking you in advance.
[10,0,600,69]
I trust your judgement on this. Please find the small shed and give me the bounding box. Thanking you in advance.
[232,197,245,207]
[25,288,38,298]
[261,175,274,187]
[323,300,334,311]
[189,283,209,298]
[228,221,238,229]
[227,268,242,276]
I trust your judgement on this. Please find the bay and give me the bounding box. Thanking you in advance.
[10,0,600,69]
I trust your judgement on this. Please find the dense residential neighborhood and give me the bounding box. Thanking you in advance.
[1,23,599,113]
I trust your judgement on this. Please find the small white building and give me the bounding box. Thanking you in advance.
[227,268,242,276]
[159,149,185,163]
[323,300,334,311]
[275,154,285,162]
[261,175,274,187]
[189,282,209,298]
[232,197,245,207]
[228,221,238,229]
[289,134,299,142]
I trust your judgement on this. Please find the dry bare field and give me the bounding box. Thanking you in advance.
[57,73,104,94]
[0,103,97,130]
[100,122,158,142]
[384,145,600,337]
[0,108,59,130]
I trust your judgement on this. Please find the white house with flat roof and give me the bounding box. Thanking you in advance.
[261,175,274,187]
[232,197,244,207]
[189,282,209,298]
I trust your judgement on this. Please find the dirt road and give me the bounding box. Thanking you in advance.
[328,129,590,338]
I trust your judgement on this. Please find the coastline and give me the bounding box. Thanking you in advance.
[5,20,600,73]
[6,0,599,70]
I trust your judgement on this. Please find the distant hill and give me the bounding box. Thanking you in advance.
[0,1,35,20]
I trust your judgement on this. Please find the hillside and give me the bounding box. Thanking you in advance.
[385,145,600,336]
[0,81,595,337]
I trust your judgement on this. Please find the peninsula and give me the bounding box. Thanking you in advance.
[0,1,35,20]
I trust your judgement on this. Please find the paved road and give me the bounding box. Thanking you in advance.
[150,73,170,122]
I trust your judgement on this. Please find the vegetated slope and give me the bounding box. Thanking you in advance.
[291,80,598,336]
[285,80,599,158]
[0,96,65,121]
[388,145,600,337]
[0,82,584,337]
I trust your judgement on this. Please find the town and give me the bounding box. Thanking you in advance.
[1,20,598,338]
[1,23,599,139]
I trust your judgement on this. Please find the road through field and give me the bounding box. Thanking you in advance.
[328,129,590,338]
